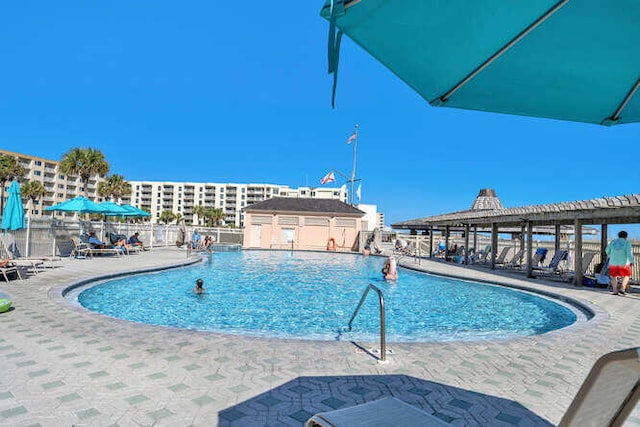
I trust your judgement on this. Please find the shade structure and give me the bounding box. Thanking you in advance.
[121,204,150,217]
[321,1,640,125]
[1,180,25,231]
[44,196,107,214]
[99,201,132,216]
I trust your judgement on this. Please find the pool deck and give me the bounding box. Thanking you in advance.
[0,247,639,426]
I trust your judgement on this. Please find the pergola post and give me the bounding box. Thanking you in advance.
[520,225,525,251]
[464,224,470,264]
[445,225,450,259]
[554,224,561,252]
[526,221,534,278]
[473,227,478,254]
[601,224,608,264]
[429,226,434,258]
[491,223,498,269]
[574,219,583,286]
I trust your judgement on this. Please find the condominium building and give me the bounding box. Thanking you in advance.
[1,149,375,228]
[0,149,106,218]
[125,181,347,227]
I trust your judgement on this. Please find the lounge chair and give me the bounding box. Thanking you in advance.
[0,261,23,281]
[0,234,46,274]
[492,246,512,266]
[307,347,640,427]
[502,247,525,269]
[561,251,598,283]
[71,239,93,259]
[533,249,568,277]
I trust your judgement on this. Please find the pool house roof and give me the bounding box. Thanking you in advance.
[244,197,365,216]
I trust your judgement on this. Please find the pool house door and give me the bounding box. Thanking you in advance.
[250,224,262,248]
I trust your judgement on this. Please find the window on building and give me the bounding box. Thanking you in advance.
[34,171,41,176]
[241,195,245,200]
[35,160,42,166]
[241,188,245,193]
[59,174,64,179]
[311,191,316,197]
[136,185,140,190]
[34,200,39,205]
[58,184,64,188]
[301,190,306,195]
[57,193,63,197]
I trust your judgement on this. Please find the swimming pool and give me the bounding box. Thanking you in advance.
[71,251,580,342]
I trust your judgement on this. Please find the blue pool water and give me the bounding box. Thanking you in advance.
[74,251,578,342]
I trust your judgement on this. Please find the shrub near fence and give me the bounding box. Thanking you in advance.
[0,217,244,259]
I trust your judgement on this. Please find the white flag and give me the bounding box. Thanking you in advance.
[356,183,361,201]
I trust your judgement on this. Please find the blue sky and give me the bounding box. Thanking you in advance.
[1,2,638,235]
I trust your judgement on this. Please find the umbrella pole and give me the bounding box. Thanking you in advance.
[25,216,31,257]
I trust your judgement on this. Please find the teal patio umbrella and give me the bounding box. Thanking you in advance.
[45,196,107,215]
[321,0,640,125]
[121,204,151,218]
[1,180,25,231]
[99,201,131,216]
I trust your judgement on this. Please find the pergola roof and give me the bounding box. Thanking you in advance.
[392,192,640,229]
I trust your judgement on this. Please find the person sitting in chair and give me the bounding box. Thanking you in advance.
[87,232,109,249]
[128,232,144,248]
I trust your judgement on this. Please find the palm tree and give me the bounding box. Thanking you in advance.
[98,174,131,202]
[21,181,47,216]
[59,147,109,198]
[159,210,176,225]
[0,154,26,214]
[174,213,183,225]
[210,207,225,227]
[192,205,206,226]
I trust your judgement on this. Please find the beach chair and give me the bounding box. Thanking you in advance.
[307,347,640,427]
[0,234,46,274]
[0,260,23,281]
[533,249,568,277]
[71,239,93,259]
[502,247,525,269]
[561,251,598,283]
[493,246,512,266]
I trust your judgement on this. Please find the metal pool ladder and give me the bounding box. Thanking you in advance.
[347,284,387,363]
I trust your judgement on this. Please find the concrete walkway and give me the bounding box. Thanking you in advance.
[0,248,638,426]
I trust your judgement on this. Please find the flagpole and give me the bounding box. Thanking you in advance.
[350,124,359,206]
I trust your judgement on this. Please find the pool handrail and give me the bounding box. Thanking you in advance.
[347,283,387,362]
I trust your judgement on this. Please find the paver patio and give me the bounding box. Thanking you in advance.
[0,247,638,426]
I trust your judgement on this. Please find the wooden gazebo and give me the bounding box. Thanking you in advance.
[392,189,640,285]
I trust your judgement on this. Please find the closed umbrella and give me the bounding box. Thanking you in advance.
[1,180,25,231]
[321,1,640,125]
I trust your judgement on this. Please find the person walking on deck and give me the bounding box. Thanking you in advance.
[605,230,634,295]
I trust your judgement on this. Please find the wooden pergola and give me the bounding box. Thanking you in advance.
[392,193,640,286]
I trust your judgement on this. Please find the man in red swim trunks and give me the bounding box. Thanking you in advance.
[605,231,634,295]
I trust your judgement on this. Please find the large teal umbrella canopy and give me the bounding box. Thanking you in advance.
[1,180,25,231]
[99,201,132,216]
[321,0,640,125]
[121,204,151,217]
[45,196,107,214]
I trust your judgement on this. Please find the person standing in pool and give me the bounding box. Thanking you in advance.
[194,278,205,294]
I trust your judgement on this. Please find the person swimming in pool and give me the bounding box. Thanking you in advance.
[194,278,204,294]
